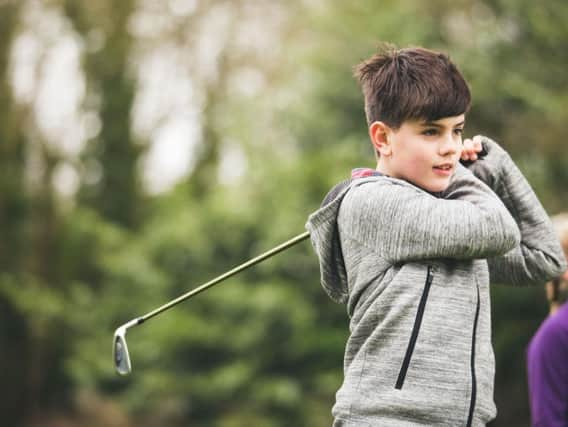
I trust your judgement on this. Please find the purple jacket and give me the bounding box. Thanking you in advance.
[527,303,568,427]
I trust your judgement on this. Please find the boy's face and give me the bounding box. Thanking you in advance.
[372,115,465,193]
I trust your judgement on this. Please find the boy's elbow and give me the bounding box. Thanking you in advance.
[502,221,521,253]
[484,227,519,260]
[481,216,520,258]
[484,206,519,253]
[509,227,522,250]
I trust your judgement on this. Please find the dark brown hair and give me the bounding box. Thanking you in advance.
[354,45,471,128]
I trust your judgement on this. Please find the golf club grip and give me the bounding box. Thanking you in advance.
[140,231,311,322]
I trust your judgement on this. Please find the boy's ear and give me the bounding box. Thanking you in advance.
[369,121,392,156]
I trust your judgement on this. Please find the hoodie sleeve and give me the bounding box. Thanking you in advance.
[338,166,520,264]
[464,137,567,286]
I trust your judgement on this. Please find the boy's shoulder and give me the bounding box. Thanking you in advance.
[335,176,440,231]
[342,174,435,204]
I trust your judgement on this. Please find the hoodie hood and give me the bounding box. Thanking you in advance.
[305,169,382,304]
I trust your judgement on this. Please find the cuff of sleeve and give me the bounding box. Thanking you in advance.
[465,136,511,190]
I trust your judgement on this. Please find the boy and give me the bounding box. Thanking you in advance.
[527,213,568,427]
[306,46,567,426]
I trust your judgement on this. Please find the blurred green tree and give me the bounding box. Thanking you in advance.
[0,1,70,424]
[63,0,143,228]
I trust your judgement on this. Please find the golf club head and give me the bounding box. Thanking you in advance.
[113,319,139,375]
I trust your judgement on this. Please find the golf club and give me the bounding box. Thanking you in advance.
[113,230,311,375]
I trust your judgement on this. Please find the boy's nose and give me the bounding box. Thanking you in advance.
[438,136,459,155]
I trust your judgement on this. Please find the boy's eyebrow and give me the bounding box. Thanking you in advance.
[420,120,466,128]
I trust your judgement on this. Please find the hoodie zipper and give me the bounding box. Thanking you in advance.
[465,286,480,427]
[395,265,433,390]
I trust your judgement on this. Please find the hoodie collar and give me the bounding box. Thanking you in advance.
[351,168,383,179]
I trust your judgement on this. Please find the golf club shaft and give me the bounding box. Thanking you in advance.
[138,231,311,324]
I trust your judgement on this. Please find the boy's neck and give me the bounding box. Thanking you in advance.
[375,160,391,176]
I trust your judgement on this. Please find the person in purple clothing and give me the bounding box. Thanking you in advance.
[527,213,568,427]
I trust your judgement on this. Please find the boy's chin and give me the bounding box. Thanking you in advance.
[429,182,451,192]
[404,175,452,193]
[418,180,451,194]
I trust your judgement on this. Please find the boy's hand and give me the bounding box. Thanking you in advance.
[461,135,484,162]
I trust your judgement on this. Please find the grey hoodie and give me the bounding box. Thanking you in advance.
[306,138,567,427]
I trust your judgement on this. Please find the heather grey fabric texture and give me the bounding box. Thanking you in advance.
[305,137,567,426]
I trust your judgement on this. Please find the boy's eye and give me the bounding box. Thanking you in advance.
[454,128,464,135]
[422,129,438,136]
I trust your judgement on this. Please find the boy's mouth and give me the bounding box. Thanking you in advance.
[434,164,452,169]
[433,163,453,176]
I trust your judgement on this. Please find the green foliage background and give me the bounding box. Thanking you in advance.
[0,0,566,426]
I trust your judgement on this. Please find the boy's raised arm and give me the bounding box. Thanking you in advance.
[464,137,567,286]
[338,166,520,263]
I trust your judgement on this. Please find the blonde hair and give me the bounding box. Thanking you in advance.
[551,213,568,251]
